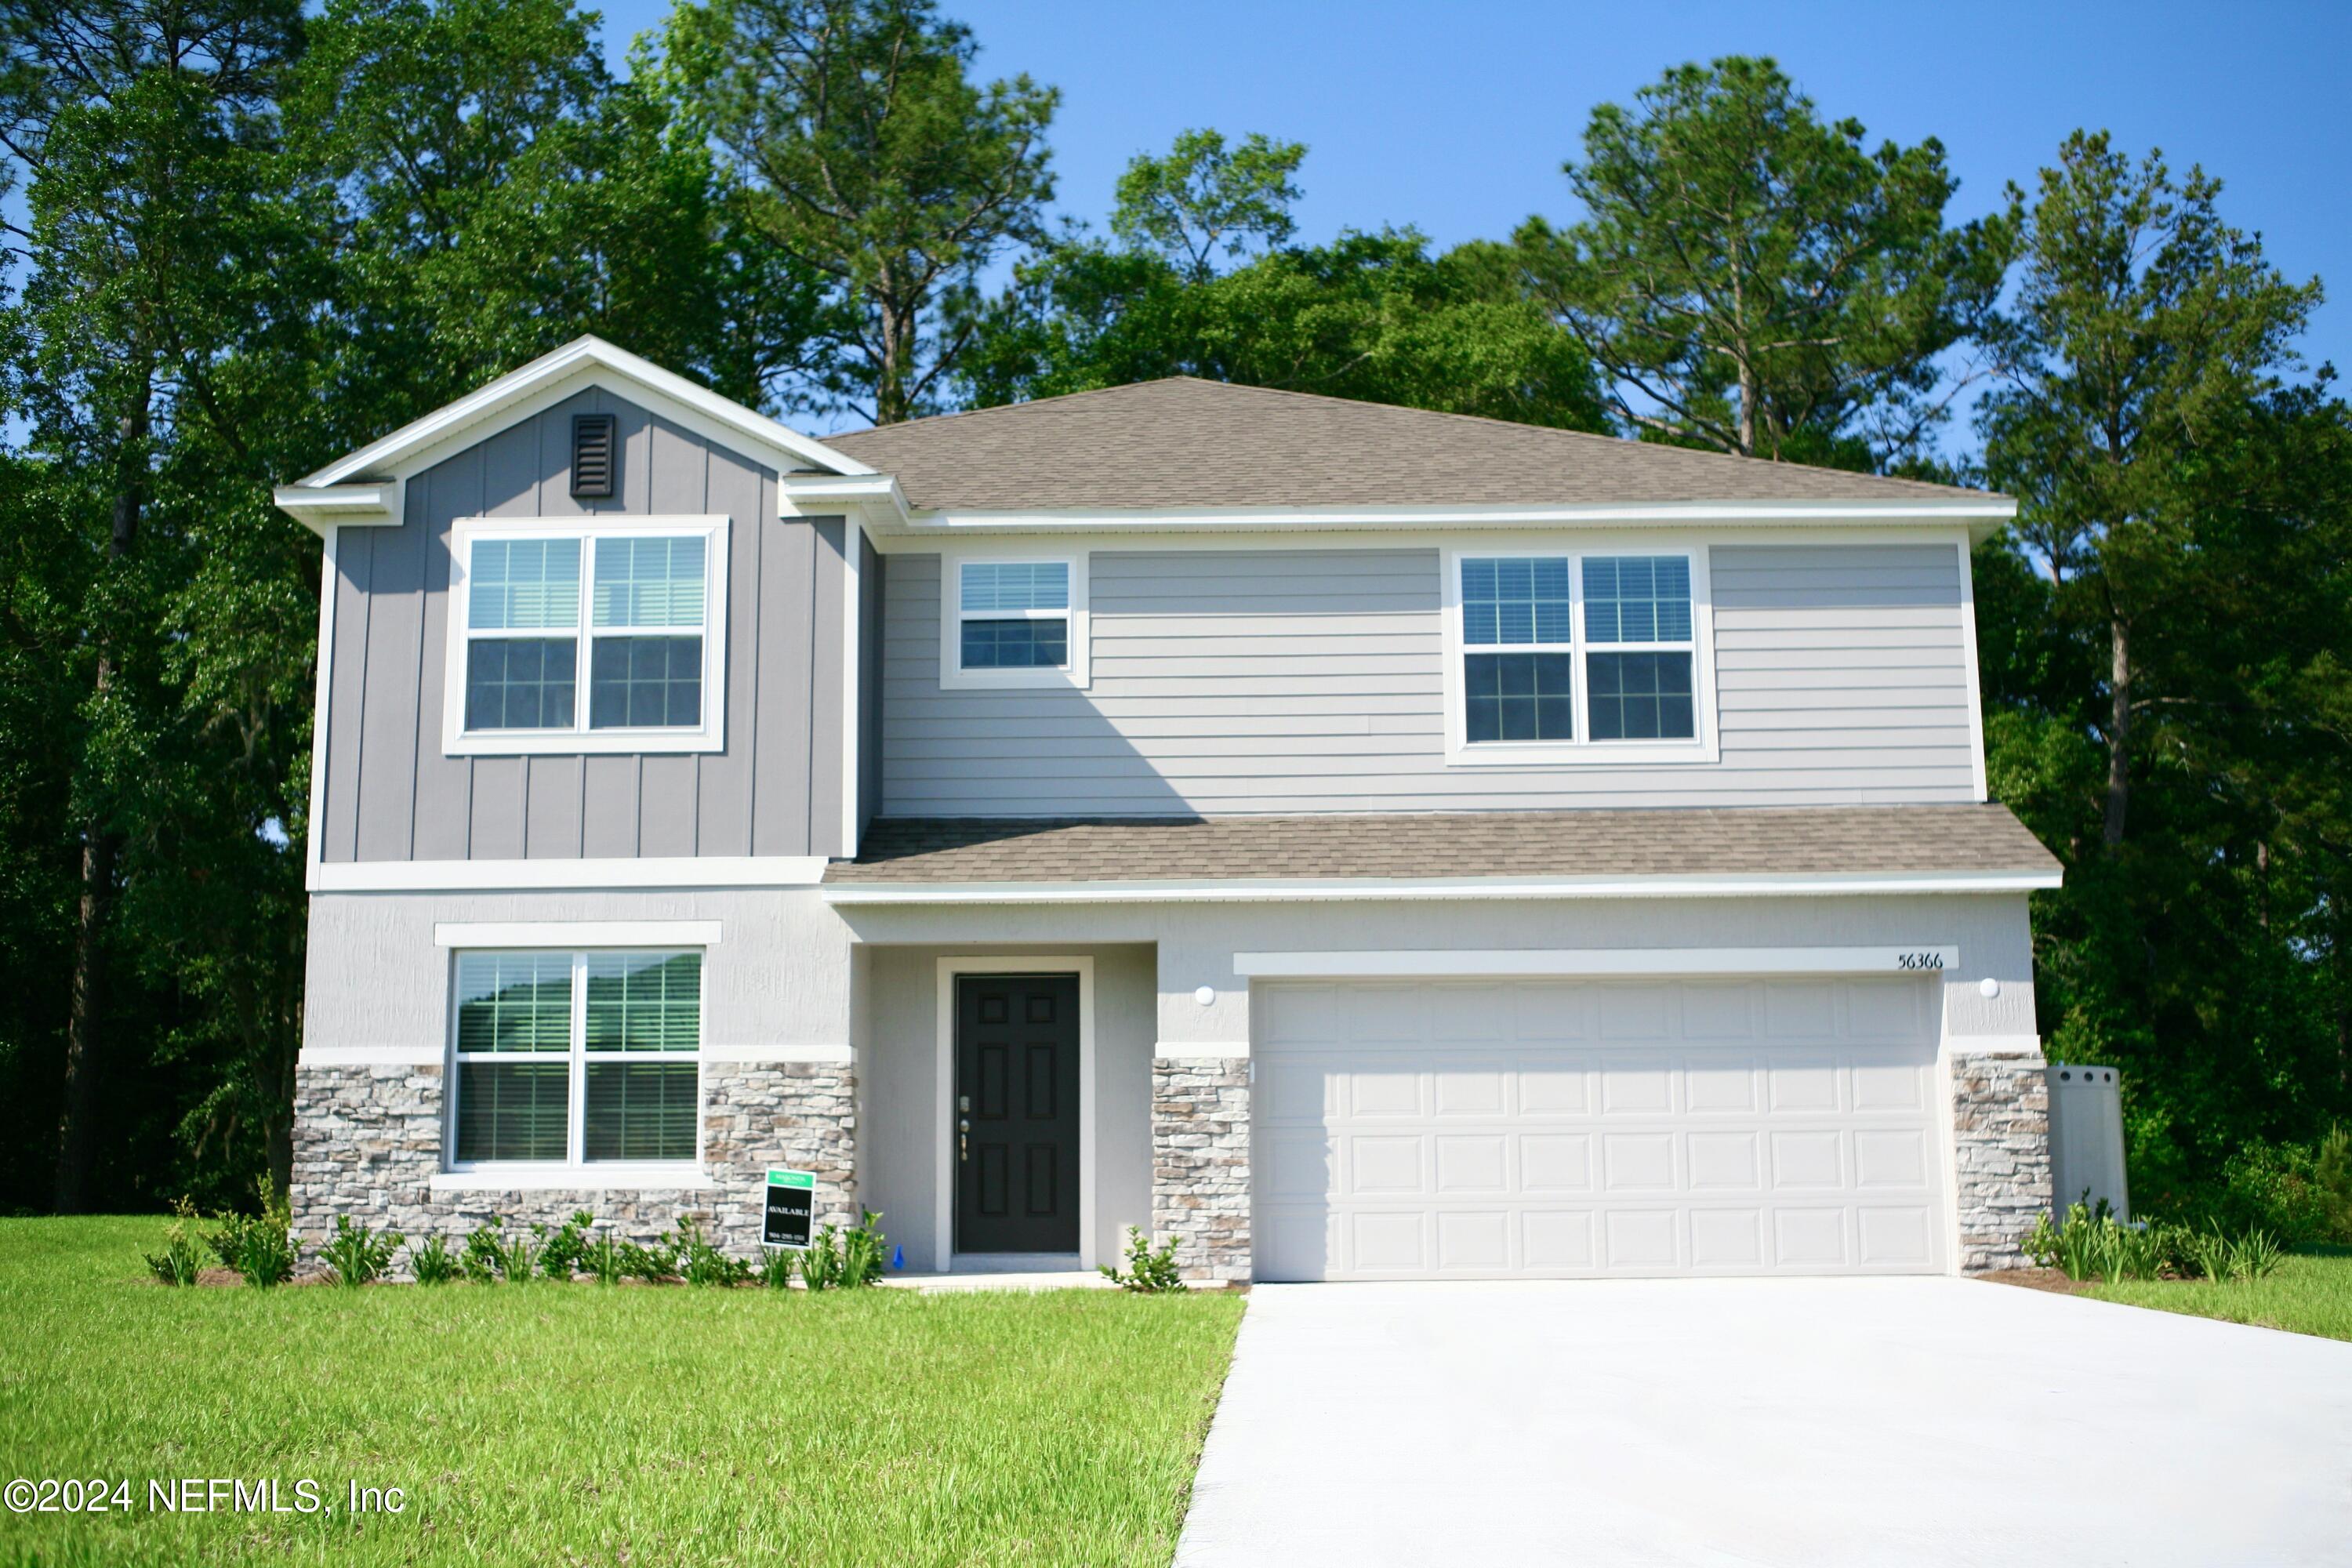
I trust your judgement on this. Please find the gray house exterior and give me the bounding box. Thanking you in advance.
[278,338,2060,1282]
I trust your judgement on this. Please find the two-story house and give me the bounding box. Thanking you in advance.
[276,336,2060,1282]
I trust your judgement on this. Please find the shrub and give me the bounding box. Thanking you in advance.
[676,1217,751,1287]
[2025,1201,2164,1283]
[462,1222,503,1283]
[204,1179,297,1288]
[144,1198,205,1287]
[2196,1142,2332,1248]
[583,1231,626,1287]
[321,1216,405,1287]
[2317,1127,2352,1243]
[799,1212,888,1291]
[754,1244,797,1290]
[840,1210,888,1287]
[538,1210,596,1280]
[1100,1227,1189,1294]
[410,1235,461,1286]
[619,1235,680,1283]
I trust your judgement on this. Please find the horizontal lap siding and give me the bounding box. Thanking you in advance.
[880,543,1976,815]
[322,389,850,862]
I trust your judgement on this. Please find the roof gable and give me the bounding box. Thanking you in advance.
[275,336,866,535]
[821,377,2008,517]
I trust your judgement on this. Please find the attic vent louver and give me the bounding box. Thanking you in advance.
[570,413,618,499]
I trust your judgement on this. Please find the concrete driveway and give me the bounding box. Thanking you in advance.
[1176,1278,2352,1567]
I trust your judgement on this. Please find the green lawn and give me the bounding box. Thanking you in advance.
[0,1217,1243,1567]
[2083,1247,2352,1342]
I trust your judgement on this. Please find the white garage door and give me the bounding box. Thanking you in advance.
[1254,976,1947,1279]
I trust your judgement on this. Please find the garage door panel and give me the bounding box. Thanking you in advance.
[1687,1131,1762,1190]
[1435,1134,1508,1193]
[1349,1134,1423,1193]
[1254,976,1947,1281]
[1436,1210,1510,1271]
[1523,1210,1596,1268]
[1690,1207,1766,1267]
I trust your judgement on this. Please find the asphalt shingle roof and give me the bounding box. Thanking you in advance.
[823,804,2060,886]
[819,378,2005,513]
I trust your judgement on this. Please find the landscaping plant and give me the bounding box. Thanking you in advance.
[621,1235,681,1283]
[143,1198,205,1287]
[462,1223,503,1283]
[583,1231,626,1286]
[1101,1226,1189,1294]
[755,1243,797,1290]
[538,1210,597,1279]
[204,1179,297,1288]
[320,1215,405,1287]
[840,1210,889,1287]
[409,1235,460,1286]
[798,1225,843,1291]
[676,1217,752,1287]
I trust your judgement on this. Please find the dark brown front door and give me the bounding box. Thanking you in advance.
[956,974,1080,1254]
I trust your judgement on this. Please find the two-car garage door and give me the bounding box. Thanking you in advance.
[1253,975,1947,1279]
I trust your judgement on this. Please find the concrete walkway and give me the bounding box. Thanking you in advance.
[1176,1278,2352,1567]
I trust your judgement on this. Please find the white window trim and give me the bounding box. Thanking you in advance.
[442,947,706,1181]
[1440,543,1720,766]
[937,547,1090,690]
[442,514,731,757]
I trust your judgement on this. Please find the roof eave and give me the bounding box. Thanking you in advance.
[282,336,873,511]
[821,866,2063,904]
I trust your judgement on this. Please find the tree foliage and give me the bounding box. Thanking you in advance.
[1976,136,2348,1207]
[1111,128,1304,280]
[1515,56,2015,470]
[663,0,1058,423]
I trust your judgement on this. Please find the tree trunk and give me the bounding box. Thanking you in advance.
[54,375,147,1213]
[2102,613,2131,851]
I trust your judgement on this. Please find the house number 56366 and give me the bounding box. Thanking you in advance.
[1896,952,1945,971]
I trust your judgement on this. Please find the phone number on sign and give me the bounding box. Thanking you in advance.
[5,1477,407,1515]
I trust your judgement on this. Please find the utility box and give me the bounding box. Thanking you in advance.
[2048,1062,2129,1220]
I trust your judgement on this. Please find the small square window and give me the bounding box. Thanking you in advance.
[945,556,1087,687]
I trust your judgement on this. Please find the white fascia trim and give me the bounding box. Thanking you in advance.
[296,336,871,490]
[1154,1040,1251,1058]
[882,497,2018,538]
[822,869,2064,905]
[274,484,400,536]
[1957,537,1991,804]
[311,856,829,892]
[1946,1034,2047,1058]
[428,1166,718,1192]
[1234,945,1960,978]
[781,473,912,526]
[434,920,723,949]
[704,1042,854,1063]
[299,1045,444,1067]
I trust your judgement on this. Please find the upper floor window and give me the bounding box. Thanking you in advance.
[445,516,728,755]
[1446,546,1715,766]
[939,552,1091,690]
[448,949,702,1171]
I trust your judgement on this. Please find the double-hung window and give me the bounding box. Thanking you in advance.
[448,517,728,753]
[1449,548,1711,761]
[449,949,703,1171]
[940,554,1090,688]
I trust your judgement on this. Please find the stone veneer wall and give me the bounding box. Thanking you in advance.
[290,1060,856,1272]
[1151,1058,1250,1283]
[1950,1051,2053,1272]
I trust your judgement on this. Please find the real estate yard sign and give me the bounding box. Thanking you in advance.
[764,1169,815,1249]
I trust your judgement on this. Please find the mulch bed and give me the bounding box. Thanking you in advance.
[1976,1266,2097,1297]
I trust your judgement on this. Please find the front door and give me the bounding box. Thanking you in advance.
[955,974,1081,1254]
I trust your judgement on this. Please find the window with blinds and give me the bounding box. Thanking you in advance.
[450,949,702,1169]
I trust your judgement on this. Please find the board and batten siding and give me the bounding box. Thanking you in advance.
[879,543,1977,815]
[319,387,852,862]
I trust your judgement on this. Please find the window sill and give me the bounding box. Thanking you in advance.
[430,1166,716,1192]
[443,729,724,757]
[1445,739,1720,768]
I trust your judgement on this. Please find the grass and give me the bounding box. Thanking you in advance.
[2082,1246,2352,1342]
[0,1217,1243,1567]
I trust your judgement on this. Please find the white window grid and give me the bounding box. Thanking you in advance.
[445,948,704,1174]
[443,514,729,757]
[1444,545,1715,764]
[937,550,1091,690]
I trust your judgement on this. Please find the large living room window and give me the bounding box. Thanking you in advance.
[449,949,702,1171]
[445,516,728,754]
[939,551,1091,689]
[1446,546,1714,764]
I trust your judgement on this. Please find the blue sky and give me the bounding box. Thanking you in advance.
[597,0,2347,400]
